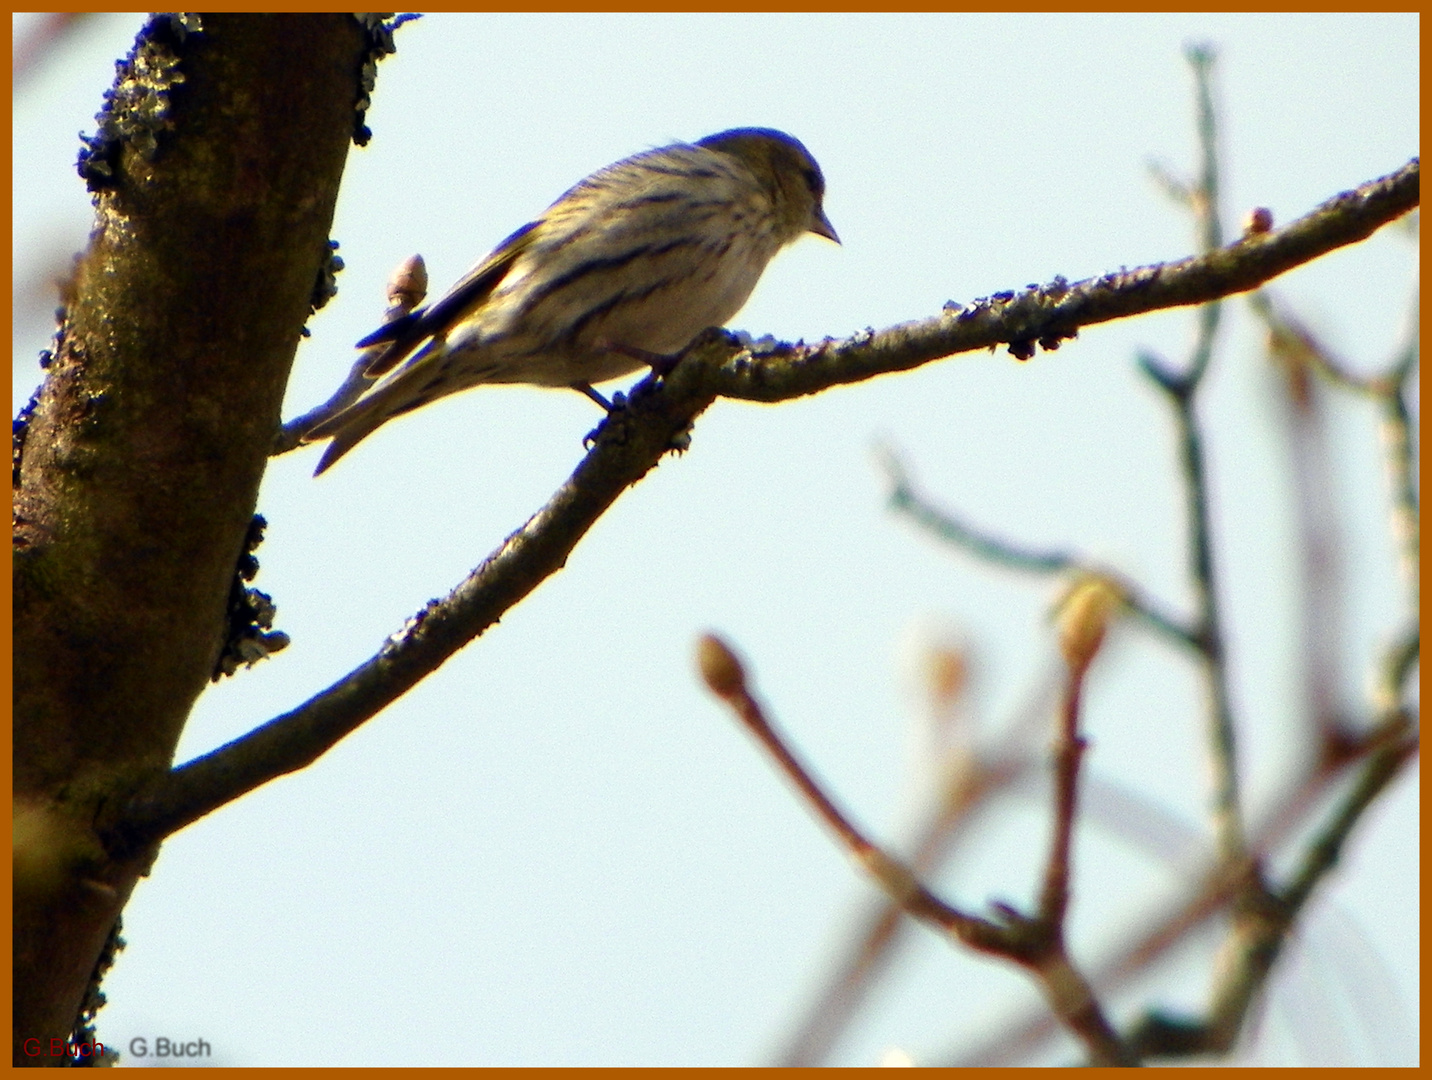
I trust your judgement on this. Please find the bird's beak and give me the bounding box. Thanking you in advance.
[810,206,840,244]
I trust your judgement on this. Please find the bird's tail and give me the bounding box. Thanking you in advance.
[303,342,472,475]
[305,393,398,476]
[303,362,431,475]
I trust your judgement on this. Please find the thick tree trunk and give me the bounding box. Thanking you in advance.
[13,15,363,1064]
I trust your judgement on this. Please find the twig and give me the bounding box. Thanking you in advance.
[698,629,1135,1066]
[693,637,1007,948]
[945,708,1416,1065]
[1139,46,1246,863]
[773,677,1044,1066]
[878,445,1198,651]
[1279,727,1419,915]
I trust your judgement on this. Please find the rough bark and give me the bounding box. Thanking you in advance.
[13,15,364,1063]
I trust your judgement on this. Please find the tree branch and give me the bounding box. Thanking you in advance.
[693,156,1417,402]
[878,445,1200,651]
[701,614,1134,1067]
[1139,47,1246,863]
[100,371,715,857]
[101,156,1418,858]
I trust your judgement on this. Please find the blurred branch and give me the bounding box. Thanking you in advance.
[1258,287,1350,745]
[1248,287,1421,711]
[697,631,1135,1066]
[948,707,1417,1065]
[774,656,1047,1066]
[1126,719,1418,1059]
[877,445,1198,650]
[1139,45,1246,864]
[1278,725,1419,915]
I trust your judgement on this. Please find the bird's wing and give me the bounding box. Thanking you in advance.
[357,219,540,377]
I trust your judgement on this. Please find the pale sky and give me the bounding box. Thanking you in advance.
[13,12,1418,1066]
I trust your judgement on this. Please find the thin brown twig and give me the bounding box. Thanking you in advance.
[693,637,1007,946]
[1039,665,1085,928]
[698,631,1135,1066]
[773,670,1052,1067]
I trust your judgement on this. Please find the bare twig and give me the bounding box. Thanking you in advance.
[878,445,1198,651]
[1140,46,1246,863]
[946,709,1416,1065]
[693,636,1009,948]
[774,671,1046,1066]
[1278,727,1419,916]
[698,630,1135,1066]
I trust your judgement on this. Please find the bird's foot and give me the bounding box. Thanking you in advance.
[579,387,630,448]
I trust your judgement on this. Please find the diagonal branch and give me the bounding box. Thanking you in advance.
[698,607,1134,1071]
[697,631,1134,1066]
[878,446,1199,651]
[100,159,1419,860]
[99,372,713,858]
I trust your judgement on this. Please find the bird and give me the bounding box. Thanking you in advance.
[303,127,838,475]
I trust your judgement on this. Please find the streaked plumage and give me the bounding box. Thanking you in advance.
[304,127,837,474]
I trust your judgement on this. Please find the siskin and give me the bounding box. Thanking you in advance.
[304,127,838,475]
